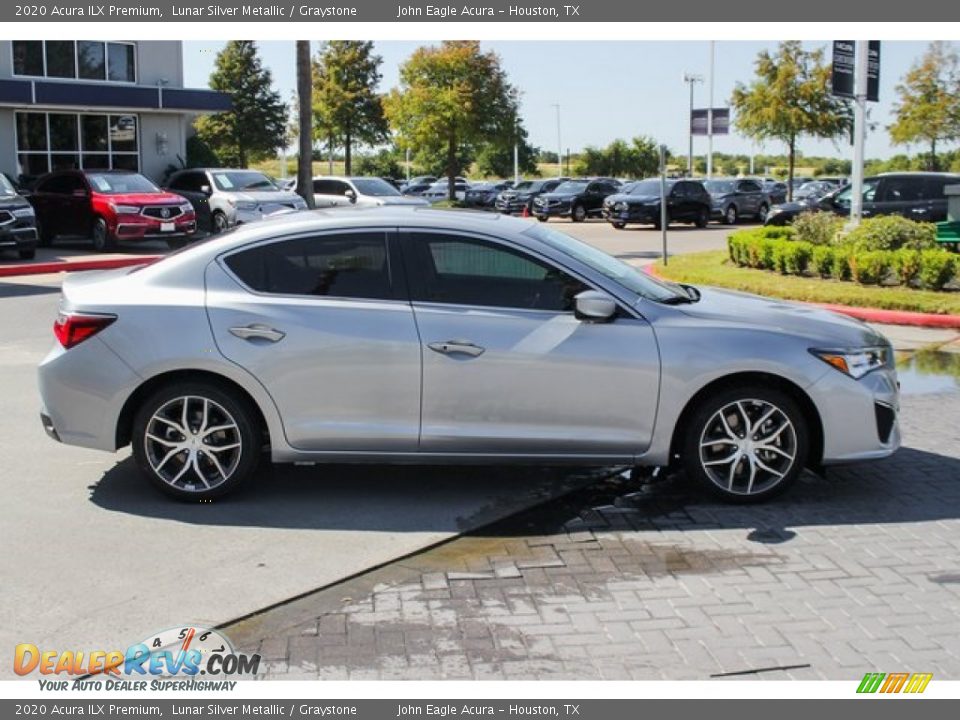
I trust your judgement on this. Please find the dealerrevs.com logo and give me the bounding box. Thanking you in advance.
[15,626,260,691]
[857,672,933,694]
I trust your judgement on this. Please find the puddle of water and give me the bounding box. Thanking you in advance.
[896,350,960,395]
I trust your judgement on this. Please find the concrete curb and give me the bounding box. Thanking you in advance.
[643,263,960,330]
[0,256,161,278]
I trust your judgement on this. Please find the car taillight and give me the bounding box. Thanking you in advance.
[54,312,117,349]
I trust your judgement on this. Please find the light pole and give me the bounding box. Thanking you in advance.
[513,116,520,185]
[848,40,869,229]
[707,41,715,179]
[682,72,703,176]
[552,103,562,178]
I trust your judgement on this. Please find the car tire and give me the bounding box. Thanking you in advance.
[18,248,36,260]
[37,221,53,247]
[682,385,809,503]
[724,205,738,225]
[211,211,228,234]
[757,203,769,223]
[537,215,548,223]
[571,204,587,223]
[612,222,626,230]
[695,207,709,228]
[131,381,262,501]
[91,217,117,252]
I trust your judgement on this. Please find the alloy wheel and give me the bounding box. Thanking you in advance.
[144,395,242,493]
[698,399,797,497]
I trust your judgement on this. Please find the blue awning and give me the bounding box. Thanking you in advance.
[0,79,231,113]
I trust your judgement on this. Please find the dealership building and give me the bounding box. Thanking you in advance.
[0,41,230,184]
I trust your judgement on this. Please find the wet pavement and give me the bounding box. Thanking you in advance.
[226,384,960,681]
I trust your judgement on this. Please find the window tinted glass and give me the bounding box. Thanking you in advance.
[352,178,401,196]
[45,41,76,79]
[13,41,43,76]
[409,234,588,311]
[627,180,662,196]
[225,233,392,300]
[835,179,879,205]
[704,180,736,193]
[78,41,106,80]
[881,177,924,202]
[108,43,136,82]
[923,177,956,199]
[212,171,276,192]
[39,174,83,195]
[85,173,158,194]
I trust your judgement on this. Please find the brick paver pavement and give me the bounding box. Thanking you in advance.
[227,390,960,681]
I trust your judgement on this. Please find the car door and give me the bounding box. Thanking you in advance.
[62,172,94,237]
[311,179,352,208]
[399,229,660,458]
[875,176,929,221]
[735,180,758,215]
[167,171,211,230]
[667,183,688,221]
[923,176,956,222]
[205,229,422,452]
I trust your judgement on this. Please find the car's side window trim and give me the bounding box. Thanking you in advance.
[397,227,635,317]
[216,228,411,305]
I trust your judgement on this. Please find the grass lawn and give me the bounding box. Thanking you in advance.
[654,251,960,316]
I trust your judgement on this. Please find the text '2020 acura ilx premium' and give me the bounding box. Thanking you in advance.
[38,208,900,502]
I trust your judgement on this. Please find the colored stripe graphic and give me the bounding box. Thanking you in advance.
[857,672,932,694]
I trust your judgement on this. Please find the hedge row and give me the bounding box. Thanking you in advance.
[728,233,958,290]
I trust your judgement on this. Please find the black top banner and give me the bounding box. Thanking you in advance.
[4,0,959,22]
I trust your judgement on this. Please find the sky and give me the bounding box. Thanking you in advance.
[182,40,943,163]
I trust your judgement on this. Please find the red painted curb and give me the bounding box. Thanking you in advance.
[0,256,161,278]
[643,263,960,330]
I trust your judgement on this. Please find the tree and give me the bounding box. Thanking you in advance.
[474,121,539,178]
[355,148,405,179]
[731,42,851,199]
[295,41,315,209]
[195,41,287,167]
[572,136,662,178]
[312,42,389,176]
[384,41,519,200]
[889,42,960,171]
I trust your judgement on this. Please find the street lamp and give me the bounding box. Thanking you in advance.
[555,105,563,178]
[682,72,703,176]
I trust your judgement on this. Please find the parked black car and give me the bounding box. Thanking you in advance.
[705,178,771,224]
[532,178,621,222]
[765,172,960,226]
[0,172,40,259]
[464,181,512,208]
[399,175,436,194]
[760,180,788,205]
[495,178,569,214]
[602,179,712,229]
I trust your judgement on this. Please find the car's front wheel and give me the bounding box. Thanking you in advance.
[211,211,228,234]
[91,217,117,252]
[694,207,709,228]
[682,385,808,503]
[571,204,587,222]
[757,203,769,223]
[611,222,626,230]
[132,381,262,501]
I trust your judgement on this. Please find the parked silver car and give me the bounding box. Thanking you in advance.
[38,208,900,502]
[166,168,307,234]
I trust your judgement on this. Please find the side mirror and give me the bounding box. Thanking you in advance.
[574,290,617,323]
[200,185,212,196]
[345,189,357,204]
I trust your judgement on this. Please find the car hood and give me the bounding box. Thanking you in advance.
[230,190,303,204]
[376,196,431,206]
[539,192,580,201]
[607,193,658,204]
[771,198,822,213]
[673,286,885,347]
[0,195,31,210]
[99,191,186,205]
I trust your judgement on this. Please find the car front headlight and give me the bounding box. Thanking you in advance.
[12,206,35,218]
[810,346,893,379]
[111,204,140,214]
[179,203,193,214]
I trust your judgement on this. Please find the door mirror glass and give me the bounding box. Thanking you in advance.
[200,185,212,195]
[574,290,617,322]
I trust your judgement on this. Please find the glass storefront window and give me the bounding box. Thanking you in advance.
[15,112,139,180]
[78,41,107,81]
[45,41,76,79]
[108,43,136,82]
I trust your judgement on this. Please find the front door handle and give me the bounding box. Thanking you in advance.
[428,340,485,357]
[229,324,286,343]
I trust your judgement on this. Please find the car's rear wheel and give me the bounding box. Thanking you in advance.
[91,217,116,252]
[18,248,36,260]
[132,382,262,501]
[571,204,587,222]
[537,215,548,222]
[682,385,808,503]
[724,205,738,225]
[695,207,709,228]
[757,203,769,223]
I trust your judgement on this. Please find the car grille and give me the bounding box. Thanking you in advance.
[875,402,896,444]
[142,206,183,220]
[0,210,13,225]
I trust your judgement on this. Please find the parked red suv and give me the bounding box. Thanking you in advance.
[28,170,197,251]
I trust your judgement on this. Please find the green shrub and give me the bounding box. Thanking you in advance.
[759,239,777,270]
[918,250,957,290]
[811,245,834,278]
[756,226,796,240]
[830,251,851,281]
[783,241,813,275]
[892,248,922,286]
[849,250,893,285]
[845,215,938,251]
[792,211,842,246]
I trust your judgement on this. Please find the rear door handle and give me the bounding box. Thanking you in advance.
[428,340,485,357]
[229,324,286,343]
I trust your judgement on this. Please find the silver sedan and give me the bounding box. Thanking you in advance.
[38,208,900,502]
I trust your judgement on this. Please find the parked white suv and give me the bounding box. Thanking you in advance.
[166,168,307,234]
[289,176,430,208]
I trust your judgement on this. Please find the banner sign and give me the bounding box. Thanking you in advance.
[691,108,730,136]
[832,40,880,101]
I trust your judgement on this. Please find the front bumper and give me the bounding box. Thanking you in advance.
[602,206,659,224]
[495,198,529,213]
[115,218,197,240]
[809,365,901,464]
[533,204,570,218]
[0,224,39,252]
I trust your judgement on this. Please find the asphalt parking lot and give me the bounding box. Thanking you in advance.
[3,216,959,682]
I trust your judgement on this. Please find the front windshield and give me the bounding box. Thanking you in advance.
[704,180,735,194]
[0,174,16,196]
[86,173,159,194]
[523,224,687,303]
[553,180,588,193]
[211,171,278,192]
[513,181,534,192]
[352,178,401,197]
[627,180,663,196]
